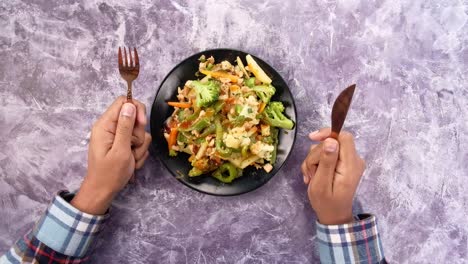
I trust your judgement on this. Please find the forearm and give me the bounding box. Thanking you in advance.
[1,191,108,263]
[316,214,385,264]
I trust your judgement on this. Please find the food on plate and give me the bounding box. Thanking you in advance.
[164,54,294,183]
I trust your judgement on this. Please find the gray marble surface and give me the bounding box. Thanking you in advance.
[1,0,467,263]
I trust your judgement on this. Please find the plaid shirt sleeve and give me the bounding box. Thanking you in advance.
[1,191,108,263]
[316,214,386,264]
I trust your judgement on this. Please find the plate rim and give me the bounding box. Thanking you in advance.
[150,48,298,196]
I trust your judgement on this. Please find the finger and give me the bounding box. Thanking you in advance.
[131,100,147,147]
[112,103,137,151]
[96,97,146,145]
[305,144,321,167]
[301,162,309,184]
[91,97,127,150]
[133,133,152,160]
[308,127,331,141]
[310,138,339,194]
[133,99,147,126]
[307,163,317,183]
[337,131,358,163]
[135,151,149,169]
[129,173,135,184]
[99,96,127,125]
[301,144,321,184]
[302,161,317,185]
[301,144,320,184]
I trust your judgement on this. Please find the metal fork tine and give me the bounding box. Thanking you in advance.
[118,47,123,67]
[129,47,133,67]
[118,46,139,103]
[124,47,128,67]
[134,48,139,67]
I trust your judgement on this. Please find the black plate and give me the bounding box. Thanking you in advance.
[150,49,297,196]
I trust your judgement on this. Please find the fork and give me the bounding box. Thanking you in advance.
[118,47,140,101]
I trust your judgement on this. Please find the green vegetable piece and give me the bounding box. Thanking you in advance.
[269,127,279,165]
[245,77,256,88]
[235,104,242,114]
[194,137,206,144]
[169,149,178,157]
[215,117,232,157]
[252,85,276,104]
[177,132,188,143]
[263,101,294,130]
[214,101,225,113]
[191,80,221,107]
[241,145,249,158]
[199,124,216,138]
[189,167,204,177]
[192,118,210,131]
[230,148,241,153]
[186,109,200,121]
[179,117,210,132]
[231,116,246,127]
[206,63,214,70]
[212,163,238,183]
[198,55,206,62]
[176,109,185,120]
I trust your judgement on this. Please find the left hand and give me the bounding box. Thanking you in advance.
[71,96,152,215]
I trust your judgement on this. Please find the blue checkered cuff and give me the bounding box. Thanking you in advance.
[32,191,109,257]
[316,214,385,264]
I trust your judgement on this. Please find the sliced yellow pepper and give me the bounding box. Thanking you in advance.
[230,84,240,93]
[246,55,272,84]
[200,69,239,83]
[258,102,267,113]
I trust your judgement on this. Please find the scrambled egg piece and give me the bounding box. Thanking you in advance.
[250,141,275,161]
[239,95,260,121]
[223,126,251,149]
[221,60,233,71]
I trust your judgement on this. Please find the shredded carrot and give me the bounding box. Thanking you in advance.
[168,128,178,151]
[200,69,238,83]
[167,102,191,108]
[259,103,266,113]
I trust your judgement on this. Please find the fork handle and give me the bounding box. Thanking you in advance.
[126,81,133,102]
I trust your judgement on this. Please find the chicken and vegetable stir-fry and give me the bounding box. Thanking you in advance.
[164,54,294,183]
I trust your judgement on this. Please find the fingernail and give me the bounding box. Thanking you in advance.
[324,139,337,153]
[121,103,135,117]
[308,130,319,138]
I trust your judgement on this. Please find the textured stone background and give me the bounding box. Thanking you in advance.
[1,0,467,263]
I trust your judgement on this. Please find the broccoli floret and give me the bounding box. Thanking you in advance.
[188,167,204,177]
[263,101,294,130]
[245,77,256,88]
[252,85,276,103]
[191,80,220,107]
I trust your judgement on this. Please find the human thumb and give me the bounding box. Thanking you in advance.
[314,138,340,189]
[113,103,136,150]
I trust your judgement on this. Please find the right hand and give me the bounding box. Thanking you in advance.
[301,128,365,225]
[71,96,152,215]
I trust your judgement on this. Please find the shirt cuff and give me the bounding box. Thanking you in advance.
[32,191,109,257]
[316,214,385,264]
